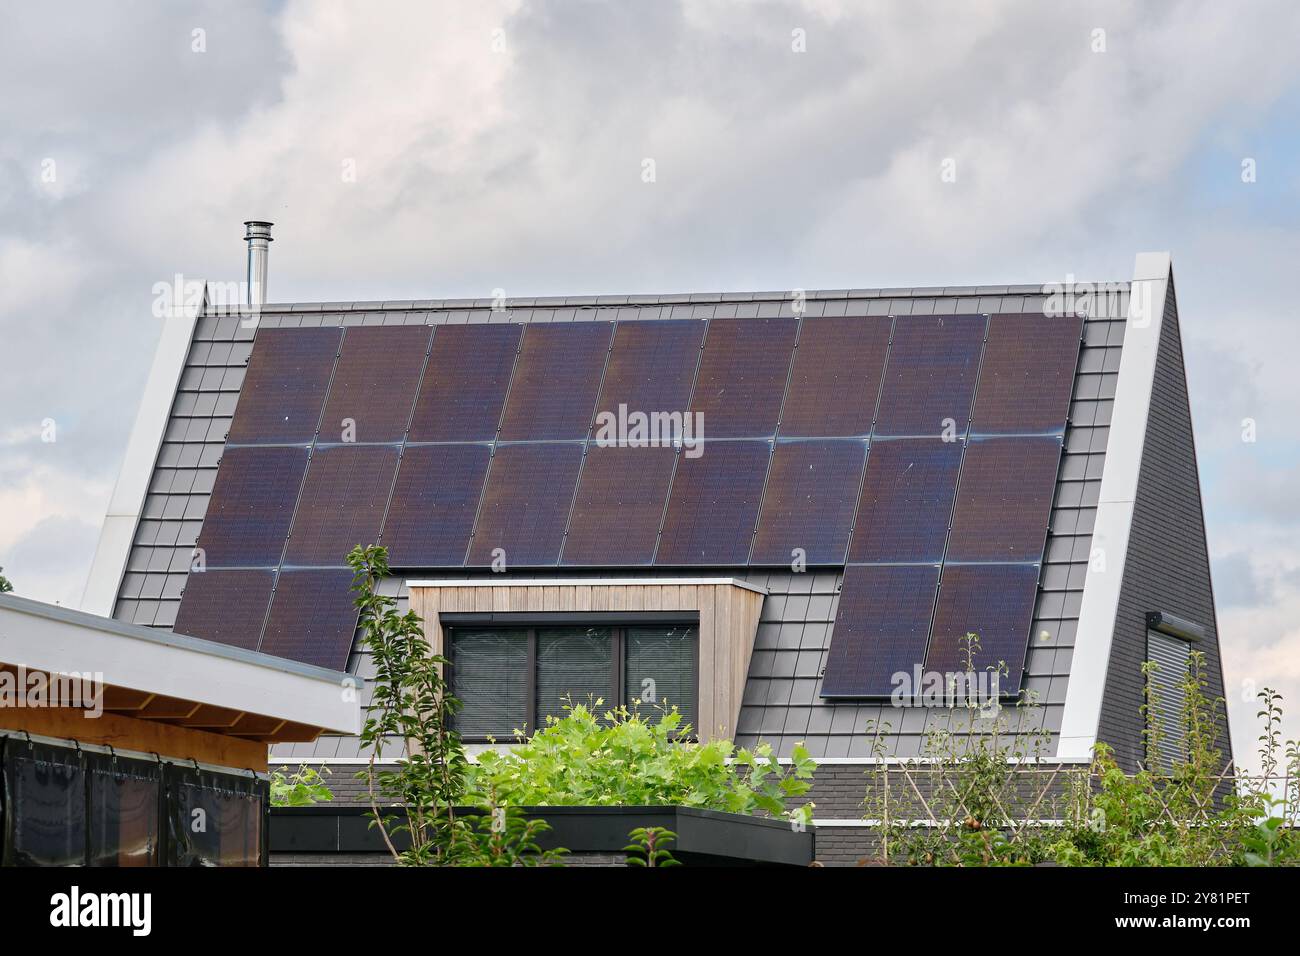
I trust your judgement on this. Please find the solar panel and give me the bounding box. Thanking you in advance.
[259,569,359,669]
[381,444,490,567]
[820,564,941,697]
[593,319,704,423]
[689,318,797,438]
[226,327,340,444]
[750,439,867,566]
[561,444,676,566]
[319,325,431,443]
[779,316,890,437]
[945,436,1061,562]
[408,324,520,442]
[467,443,584,567]
[196,446,306,567]
[656,440,771,565]
[498,322,614,441]
[970,312,1084,435]
[173,569,274,651]
[925,563,1038,694]
[284,445,400,566]
[873,313,986,437]
[848,438,962,563]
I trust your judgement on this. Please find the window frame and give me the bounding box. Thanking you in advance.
[442,613,700,743]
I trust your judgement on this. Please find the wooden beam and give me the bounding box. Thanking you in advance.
[0,707,268,771]
[176,704,245,729]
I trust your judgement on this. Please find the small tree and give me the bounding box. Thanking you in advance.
[350,545,562,866]
[351,544,468,864]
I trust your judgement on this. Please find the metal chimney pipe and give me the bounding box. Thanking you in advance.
[244,220,274,306]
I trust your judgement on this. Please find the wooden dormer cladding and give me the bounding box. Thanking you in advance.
[407,579,765,742]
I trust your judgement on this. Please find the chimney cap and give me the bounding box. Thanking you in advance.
[244,220,274,240]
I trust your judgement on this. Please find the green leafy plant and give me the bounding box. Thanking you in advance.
[349,545,569,867]
[1050,659,1298,867]
[467,700,816,825]
[862,633,1054,866]
[448,801,568,867]
[351,544,470,865]
[625,826,680,867]
[0,567,12,593]
[270,764,334,807]
[1052,651,1236,866]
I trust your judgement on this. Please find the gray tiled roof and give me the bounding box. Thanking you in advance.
[109,283,1128,763]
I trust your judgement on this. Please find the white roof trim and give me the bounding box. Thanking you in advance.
[82,307,200,615]
[0,593,360,735]
[1057,252,1171,761]
[406,577,769,595]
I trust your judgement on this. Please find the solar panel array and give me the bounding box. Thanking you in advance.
[175,311,1081,686]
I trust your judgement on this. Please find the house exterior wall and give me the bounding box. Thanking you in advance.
[1097,277,1232,771]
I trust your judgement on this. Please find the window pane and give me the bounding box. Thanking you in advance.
[535,627,612,727]
[625,626,697,731]
[449,629,529,738]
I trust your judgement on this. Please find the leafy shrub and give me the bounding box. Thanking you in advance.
[468,701,816,825]
[270,764,334,807]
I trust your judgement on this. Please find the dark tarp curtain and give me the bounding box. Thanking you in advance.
[1,738,86,866]
[1,737,265,867]
[165,763,265,867]
[85,750,162,867]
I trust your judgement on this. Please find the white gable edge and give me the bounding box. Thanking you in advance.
[1057,252,1171,760]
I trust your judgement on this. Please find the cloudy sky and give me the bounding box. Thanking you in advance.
[2,0,1298,767]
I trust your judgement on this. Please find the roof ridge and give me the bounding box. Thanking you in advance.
[254,280,1130,314]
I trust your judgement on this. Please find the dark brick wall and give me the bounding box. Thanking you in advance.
[1098,277,1231,771]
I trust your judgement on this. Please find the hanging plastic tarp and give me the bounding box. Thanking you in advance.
[165,762,266,867]
[85,750,162,867]
[1,738,87,866]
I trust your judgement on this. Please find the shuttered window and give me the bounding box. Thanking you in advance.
[448,629,530,739]
[447,624,697,739]
[626,626,698,721]
[1147,629,1192,771]
[536,628,613,727]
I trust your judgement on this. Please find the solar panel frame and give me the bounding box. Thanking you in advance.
[561,444,677,566]
[173,569,274,652]
[592,319,704,426]
[195,446,307,567]
[467,442,585,567]
[970,312,1085,435]
[820,564,941,698]
[225,327,340,445]
[259,569,360,669]
[381,443,491,567]
[283,444,401,566]
[319,325,431,444]
[750,439,867,566]
[497,322,614,441]
[847,438,963,564]
[945,436,1062,563]
[655,440,771,566]
[925,563,1039,694]
[873,313,987,438]
[408,324,521,442]
[778,316,890,437]
[688,318,797,439]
